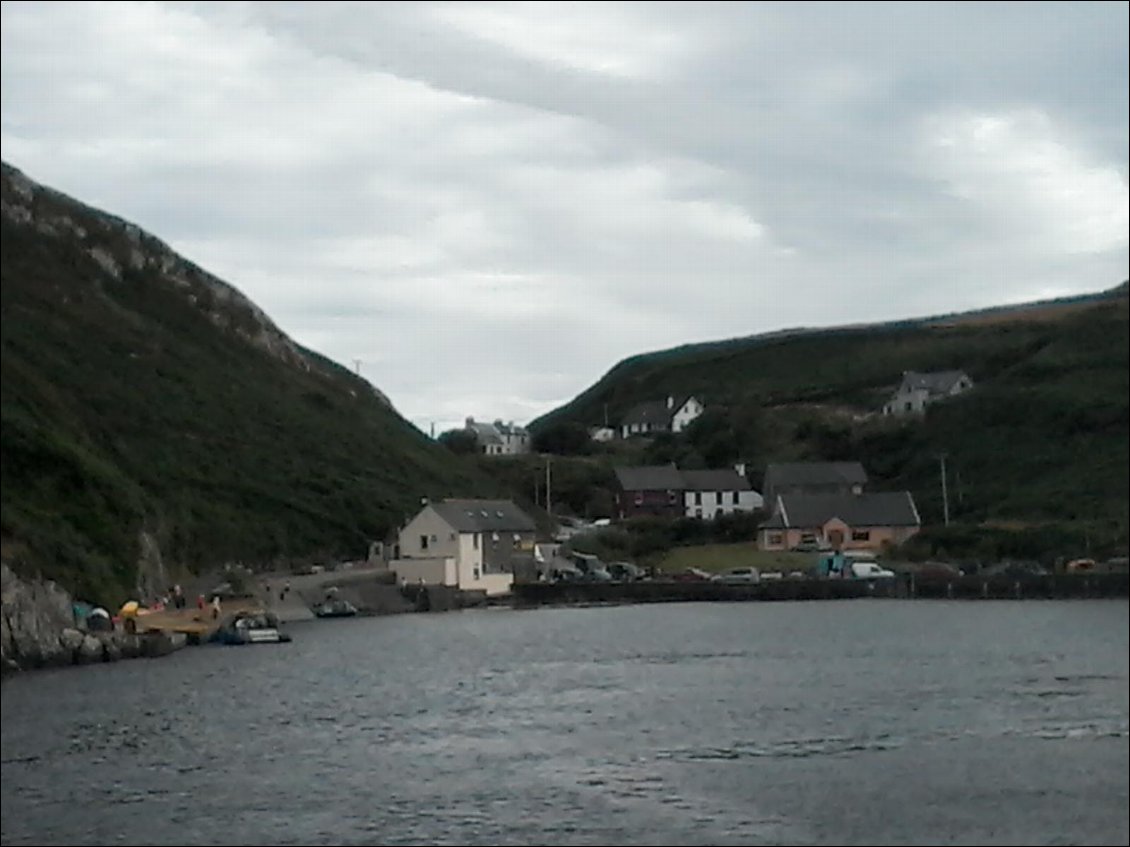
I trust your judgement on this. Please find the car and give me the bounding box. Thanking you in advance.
[760,571,784,581]
[607,562,645,581]
[715,567,760,584]
[671,567,713,582]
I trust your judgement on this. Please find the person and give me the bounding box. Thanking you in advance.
[196,594,205,611]
[211,595,222,620]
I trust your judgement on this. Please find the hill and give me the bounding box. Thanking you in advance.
[531,282,1129,552]
[1,162,499,606]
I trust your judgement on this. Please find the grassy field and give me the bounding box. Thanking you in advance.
[657,543,814,575]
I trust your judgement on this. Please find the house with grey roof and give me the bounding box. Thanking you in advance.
[758,491,921,552]
[392,499,537,595]
[681,467,764,518]
[614,463,764,520]
[882,370,973,417]
[763,462,868,509]
[620,395,703,439]
[465,417,530,455]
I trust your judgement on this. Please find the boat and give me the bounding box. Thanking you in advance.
[215,610,292,645]
[313,597,358,618]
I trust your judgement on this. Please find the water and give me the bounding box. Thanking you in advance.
[2,600,1127,846]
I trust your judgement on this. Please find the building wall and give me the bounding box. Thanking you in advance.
[481,529,535,573]
[671,398,703,433]
[617,489,682,519]
[683,489,764,518]
[399,507,459,559]
[758,524,920,551]
[391,556,457,586]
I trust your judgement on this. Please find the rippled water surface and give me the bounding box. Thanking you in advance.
[3,600,1128,846]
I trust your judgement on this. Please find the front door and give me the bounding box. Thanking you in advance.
[827,529,844,550]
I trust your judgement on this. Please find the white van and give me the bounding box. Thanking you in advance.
[851,561,896,579]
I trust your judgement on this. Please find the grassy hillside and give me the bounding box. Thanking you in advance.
[1,163,499,605]
[531,285,1129,552]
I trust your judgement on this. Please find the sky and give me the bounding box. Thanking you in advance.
[2,1,1128,435]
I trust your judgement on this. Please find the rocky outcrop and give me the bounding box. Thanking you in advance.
[1,564,178,674]
[1,563,76,672]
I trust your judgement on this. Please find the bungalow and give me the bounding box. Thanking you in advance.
[392,499,536,595]
[681,468,764,519]
[758,491,921,552]
[883,370,973,417]
[762,461,868,509]
[620,395,703,439]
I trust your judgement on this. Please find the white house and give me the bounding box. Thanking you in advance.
[392,499,536,595]
[882,371,973,417]
[589,426,616,442]
[620,395,704,439]
[681,467,764,519]
[464,417,531,455]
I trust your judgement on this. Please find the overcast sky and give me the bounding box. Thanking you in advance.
[2,2,1127,433]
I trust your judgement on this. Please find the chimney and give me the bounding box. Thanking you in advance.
[465,416,474,427]
[666,395,674,409]
[734,462,746,478]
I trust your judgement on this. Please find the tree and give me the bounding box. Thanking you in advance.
[533,421,592,455]
[437,428,479,455]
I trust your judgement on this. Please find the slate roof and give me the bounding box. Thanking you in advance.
[898,370,971,396]
[431,499,537,533]
[769,492,921,528]
[621,400,677,428]
[680,469,751,491]
[764,461,868,489]
[614,464,685,491]
[465,421,503,445]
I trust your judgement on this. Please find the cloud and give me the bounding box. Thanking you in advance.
[2,1,1127,434]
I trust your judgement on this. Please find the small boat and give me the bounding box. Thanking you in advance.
[215,610,292,645]
[313,597,358,618]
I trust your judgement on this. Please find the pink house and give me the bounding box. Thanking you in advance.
[759,491,921,552]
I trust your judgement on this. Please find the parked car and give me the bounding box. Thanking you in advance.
[715,567,760,584]
[760,571,784,581]
[671,567,714,582]
[607,562,645,581]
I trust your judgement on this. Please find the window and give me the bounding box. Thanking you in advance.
[695,508,703,518]
[472,567,480,580]
[715,492,722,505]
[694,492,702,505]
[668,491,677,504]
[732,491,739,505]
[852,530,871,541]
[904,401,912,411]
[801,532,817,543]
[420,535,428,551]
[715,508,724,518]
[768,532,783,545]
[449,532,456,541]
[473,533,479,549]
[430,534,437,543]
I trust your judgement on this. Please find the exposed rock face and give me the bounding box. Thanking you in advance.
[0,163,309,373]
[1,563,76,671]
[1,564,165,673]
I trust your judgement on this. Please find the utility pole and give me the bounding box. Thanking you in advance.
[546,456,553,517]
[352,358,362,375]
[938,453,950,526]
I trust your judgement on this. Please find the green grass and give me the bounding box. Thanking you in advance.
[530,284,1129,550]
[1,163,502,606]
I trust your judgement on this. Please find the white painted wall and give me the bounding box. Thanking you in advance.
[399,507,459,558]
[683,489,764,518]
[672,398,703,433]
[392,557,456,586]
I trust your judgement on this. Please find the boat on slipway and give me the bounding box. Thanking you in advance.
[214,610,292,645]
